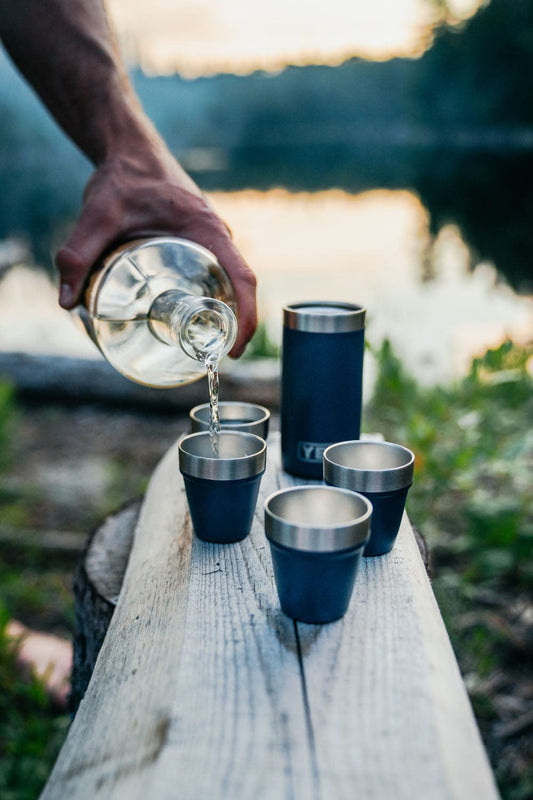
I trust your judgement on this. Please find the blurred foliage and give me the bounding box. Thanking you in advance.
[417,0,533,127]
[365,337,533,587]
[0,604,69,800]
[0,384,71,798]
[0,381,17,477]
[365,337,533,800]
[0,557,74,635]
[241,320,280,360]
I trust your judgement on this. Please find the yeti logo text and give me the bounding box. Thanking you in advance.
[297,442,329,463]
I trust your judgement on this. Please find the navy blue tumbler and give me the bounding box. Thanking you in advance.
[179,431,266,544]
[281,302,366,479]
[264,485,372,624]
[323,440,415,557]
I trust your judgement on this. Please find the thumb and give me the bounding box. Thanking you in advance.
[55,207,117,309]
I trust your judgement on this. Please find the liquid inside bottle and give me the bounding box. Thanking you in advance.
[77,237,237,388]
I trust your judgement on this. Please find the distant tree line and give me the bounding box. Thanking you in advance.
[0,0,531,292]
[131,0,533,155]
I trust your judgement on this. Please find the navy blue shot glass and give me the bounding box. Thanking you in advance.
[179,431,267,544]
[281,302,366,479]
[264,486,372,624]
[323,440,415,557]
[189,401,270,439]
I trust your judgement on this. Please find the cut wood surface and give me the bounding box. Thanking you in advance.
[41,433,500,800]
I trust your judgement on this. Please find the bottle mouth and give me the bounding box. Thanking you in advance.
[177,297,238,364]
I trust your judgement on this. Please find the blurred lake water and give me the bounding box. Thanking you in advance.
[214,188,532,383]
[1,0,532,388]
[0,186,531,387]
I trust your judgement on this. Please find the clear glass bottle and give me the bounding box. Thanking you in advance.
[76,237,238,387]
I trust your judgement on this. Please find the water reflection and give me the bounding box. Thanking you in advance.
[210,188,532,384]
[415,151,533,295]
[1,184,532,385]
[202,148,533,297]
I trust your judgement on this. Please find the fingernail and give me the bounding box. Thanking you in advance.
[59,283,75,308]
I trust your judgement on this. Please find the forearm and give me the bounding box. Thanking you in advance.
[0,0,257,352]
[0,0,158,165]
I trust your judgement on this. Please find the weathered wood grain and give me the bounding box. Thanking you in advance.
[41,433,500,800]
[297,517,498,800]
[42,442,194,799]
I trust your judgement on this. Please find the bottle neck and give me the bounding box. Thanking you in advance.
[149,290,237,364]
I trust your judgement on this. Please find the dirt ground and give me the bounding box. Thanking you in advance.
[8,403,191,539]
[3,401,194,707]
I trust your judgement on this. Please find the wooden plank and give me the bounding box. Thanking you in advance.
[296,519,499,800]
[145,455,317,800]
[41,442,194,799]
[42,435,315,800]
[274,441,500,800]
[41,432,499,800]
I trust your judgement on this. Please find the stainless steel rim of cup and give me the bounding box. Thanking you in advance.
[264,485,372,552]
[179,431,267,480]
[323,440,415,493]
[189,401,270,435]
[283,301,366,333]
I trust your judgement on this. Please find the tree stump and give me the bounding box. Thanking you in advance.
[70,500,141,713]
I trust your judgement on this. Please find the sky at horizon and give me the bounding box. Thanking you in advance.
[106,0,483,76]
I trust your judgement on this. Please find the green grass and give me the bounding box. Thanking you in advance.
[364,337,533,800]
[0,382,71,798]
[0,605,69,800]
[365,337,533,588]
[0,338,531,798]
[241,320,280,360]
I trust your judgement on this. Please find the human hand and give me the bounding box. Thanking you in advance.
[55,145,257,358]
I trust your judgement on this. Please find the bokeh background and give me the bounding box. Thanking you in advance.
[0,1,531,798]
[0,0,531,376]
